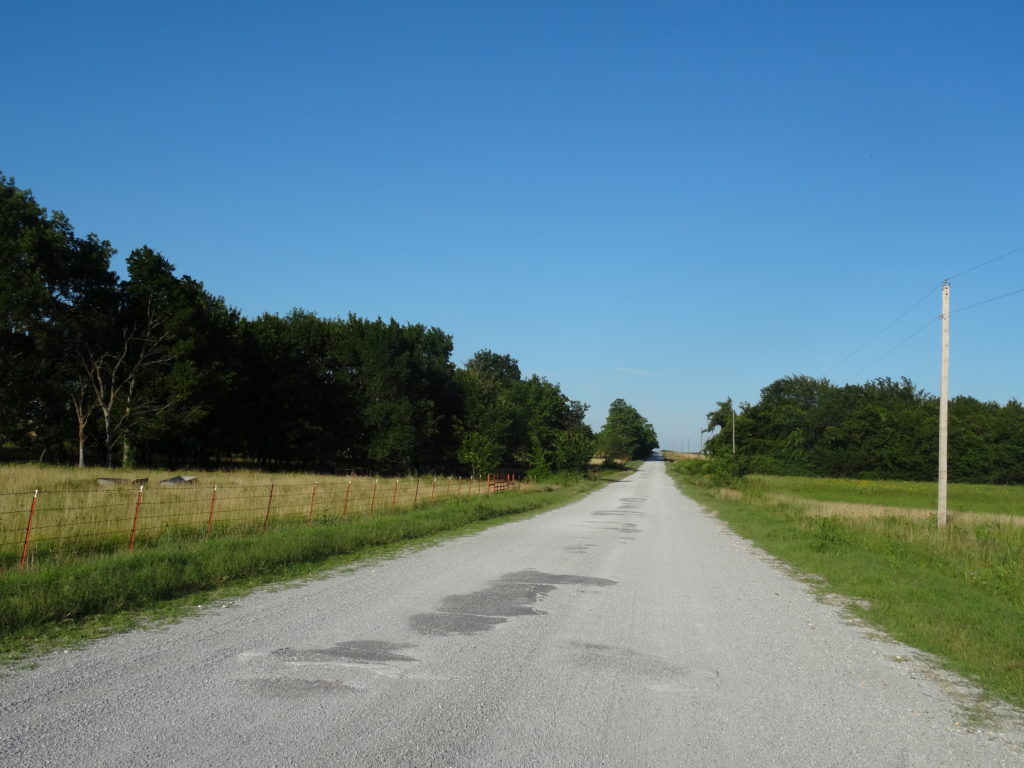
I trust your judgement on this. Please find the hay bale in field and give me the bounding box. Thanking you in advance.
[159,475,198,487]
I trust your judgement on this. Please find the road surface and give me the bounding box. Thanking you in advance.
[2,460,1022,766]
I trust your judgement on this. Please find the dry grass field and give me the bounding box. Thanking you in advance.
[0,464,511,569]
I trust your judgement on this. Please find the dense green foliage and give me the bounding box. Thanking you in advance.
[0,174,597,474]
[597,398,658,461]
[703,375,1024,484]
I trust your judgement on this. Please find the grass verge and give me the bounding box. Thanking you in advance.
[1,470,627,661]
[744,474,1024,517]
[667,463,1024,710]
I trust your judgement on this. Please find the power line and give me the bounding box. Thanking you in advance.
[843,316,939,384]
[944,243,1024,282]
[951,285,1024,314]
[838,283,1023,384]
[822,283,941,378]
[825,242,1023,381]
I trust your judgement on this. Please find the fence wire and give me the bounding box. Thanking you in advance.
[1,474,520,571]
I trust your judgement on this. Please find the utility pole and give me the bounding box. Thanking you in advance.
[732,409,736,455]
[937,281,950,528]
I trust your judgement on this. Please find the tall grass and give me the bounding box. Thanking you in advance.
[667,461,1024,709]
[0,464,505,569]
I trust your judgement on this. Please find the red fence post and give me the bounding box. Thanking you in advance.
[369,479,378,514]
[307,483,318,525]
[343,480,352,517]
[391,478,399,510]
[206,485,218,535]
[19,490,39,570]
[263,484,275,531]
[413,478,420,506]
[128,485,144,552]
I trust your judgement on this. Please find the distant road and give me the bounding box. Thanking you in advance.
[2,461,1022,766]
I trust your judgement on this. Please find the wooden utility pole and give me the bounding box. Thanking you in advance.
[937,282,950,527]
[732,409,736,455]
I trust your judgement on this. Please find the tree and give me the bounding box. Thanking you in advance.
[598,399,658,462]
[0,174,119,462]
[458,431,505,477]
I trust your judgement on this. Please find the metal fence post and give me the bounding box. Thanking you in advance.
[263,484,275,531]
[128,485,144,552]
[307,483,318,525]
[413,477,420,506]
[369,479,378,514]
[343,480,352,517]
[19,490,39,570]
[392,478,399,510]
[207,485,218,535]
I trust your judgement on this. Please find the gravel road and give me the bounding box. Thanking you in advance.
[2,459,1022,767]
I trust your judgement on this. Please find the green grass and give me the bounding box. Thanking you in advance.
[745,474,1024,516]
[1,469,629,661]
[667,463,1024,710]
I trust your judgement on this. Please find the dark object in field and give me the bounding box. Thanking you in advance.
[159,475,198,487]
[96,477,149,488]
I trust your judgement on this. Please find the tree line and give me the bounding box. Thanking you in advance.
[703,374,1024,484]
[2,174,659,475]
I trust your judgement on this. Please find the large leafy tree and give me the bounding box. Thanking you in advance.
[0,174,119,462]
[456,350,519,475]
[598,398,658,462]
[456,351,593,476]
[119,248,244,467]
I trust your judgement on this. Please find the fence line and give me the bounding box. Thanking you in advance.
[2,474,522,571]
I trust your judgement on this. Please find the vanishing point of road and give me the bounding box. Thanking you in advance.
[2,460,1022,766]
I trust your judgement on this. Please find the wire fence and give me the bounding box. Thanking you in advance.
[1,474,521,571]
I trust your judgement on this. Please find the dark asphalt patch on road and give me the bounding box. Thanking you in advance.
[249,678,360,698]
[563,543,595,552]
[271,640,417,664]
[410,570,617,636]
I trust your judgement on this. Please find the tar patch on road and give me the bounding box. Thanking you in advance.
[270,640,417,664]
[564,542,595,553]
[248,678,360,698]
[410,570,617,636]
[567,642,721,695]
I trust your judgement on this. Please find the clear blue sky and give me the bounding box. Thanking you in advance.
[5,1,1023,451]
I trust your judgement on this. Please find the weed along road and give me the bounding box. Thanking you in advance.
[2,461,1023,767]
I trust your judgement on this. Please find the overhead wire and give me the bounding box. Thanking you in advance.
[825,242,1024,382]
[944,243,1024,282]
[821,282,942,378]
[842,316,939,384]
[951,285,1024,314]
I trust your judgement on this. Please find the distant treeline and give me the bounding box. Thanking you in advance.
[703,375,1024,484]
[2,174,614,474]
